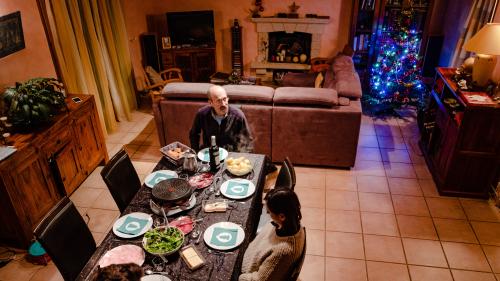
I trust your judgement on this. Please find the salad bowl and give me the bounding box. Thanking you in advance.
[142,226,184,256]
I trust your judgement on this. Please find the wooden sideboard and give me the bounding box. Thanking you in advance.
[160,47,216,82]
[0,95,108,248]
[419,68,500,198]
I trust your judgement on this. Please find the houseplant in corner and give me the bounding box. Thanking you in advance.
[2,78,66,131]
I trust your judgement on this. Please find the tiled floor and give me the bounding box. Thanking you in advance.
[1,109,500,281]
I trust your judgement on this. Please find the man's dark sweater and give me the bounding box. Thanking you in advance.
[189,105,254,152]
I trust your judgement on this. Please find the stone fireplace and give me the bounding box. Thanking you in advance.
[250,17,329,81]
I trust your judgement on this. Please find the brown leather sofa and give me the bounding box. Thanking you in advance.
[153,56,362,168]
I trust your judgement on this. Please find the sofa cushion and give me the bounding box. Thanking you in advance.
[338,96,351,106]
[281,72,316,87]
[332,55,356,73]
[335,71,362,99]
[222,85,274,103]
[161,82,214,99]
[273,87,338,107]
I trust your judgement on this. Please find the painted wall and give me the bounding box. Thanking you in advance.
[0,0,56,90]
[121,0,352,86]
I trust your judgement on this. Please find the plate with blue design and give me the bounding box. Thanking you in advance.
[219,179,255,200]
[145,170,178,188]
[197,147,229,162]
[203,222,245,251]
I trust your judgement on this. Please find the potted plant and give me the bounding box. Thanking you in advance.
[2,78,66,131]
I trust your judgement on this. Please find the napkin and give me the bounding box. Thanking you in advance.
[226,181,249,196]
[147,172,173,187]
[116,216,149,235]
[210,227,239,247]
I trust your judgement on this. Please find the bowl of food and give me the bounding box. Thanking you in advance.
[142,226,184,256]
[226,157,253,176]
[159,142,193,166]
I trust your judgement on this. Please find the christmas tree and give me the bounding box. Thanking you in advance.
[366,6,426,114]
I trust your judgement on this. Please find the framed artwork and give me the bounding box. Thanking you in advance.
[0,11,25,58]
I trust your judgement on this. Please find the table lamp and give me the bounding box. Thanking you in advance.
[463,23,500,87]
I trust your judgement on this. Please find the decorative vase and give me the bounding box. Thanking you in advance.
[300,54,307,63]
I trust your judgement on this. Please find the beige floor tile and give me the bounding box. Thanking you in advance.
[91,189,119,210]
[396,215,438,240]
[325,232,364,259]
[325,209,362,233]
[132,161,156,175]
[358,135,379,148]
[324,167,356,176]
[0,258,41,281]
[325,257,367,281]
[360,124,376,136]
[128,132,149,145]
[91,231,107,246]
[123,144,140,156]
[433,218,478,243]
[374,117,400,126]
[76,206,89,218]
[377,136,407,150]
[131,145,162,162]
[380,148,411,163]
[359,192,394,213]
[418,179,440,197]
[460,199,500,223]
[105,131,128,144]
[325,174,357,191]
[408,150,426,164]
[451,270,497,281]
[295,171,326,189]
[361,213,399,236]
[364,234,405,263]
[299,255,325,281]
[140,133,160,147]
[30,262,63,281]
[402,238,448,267]
[106,143,122,159]
[388,177,422,196]
[383,162,416,178]
[356,175,389,193]
[408,265,453,281]
[326,190,359,210]
[482,245,500,273]
[402,133,421,152]
[301,207,325,230]
[357,147,382,162]
[366,261,410,281]
[86,208,120,233]
[374,124,402,138]
[354,160,386,177]
[471,221,500,246]
[79,166,106,189]
[392,195,429,216]
[69,187,104,208]
[361,115,374,125]
[306,229,325,256]
[295,188,325,208]
[426,197,467,219]
[295,166,327,174]
[413,163,433,179]
[442,242,491,271]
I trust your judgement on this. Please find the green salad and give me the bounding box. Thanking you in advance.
[143,227,184,254]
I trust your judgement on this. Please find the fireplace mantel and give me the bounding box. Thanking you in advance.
[250,17,330,80]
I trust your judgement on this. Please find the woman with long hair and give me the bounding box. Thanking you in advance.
[239,188,305,281]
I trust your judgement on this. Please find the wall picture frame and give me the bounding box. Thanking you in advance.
[0,11,25,58]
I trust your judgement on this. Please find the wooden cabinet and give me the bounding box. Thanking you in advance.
[0,95,107,247]
[160,48,216,82]
[419,68,500,198]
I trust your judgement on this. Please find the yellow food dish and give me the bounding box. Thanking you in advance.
[226,157,252,176]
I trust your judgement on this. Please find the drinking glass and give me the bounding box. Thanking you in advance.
[154,217,166,228]
[152,256,165,272]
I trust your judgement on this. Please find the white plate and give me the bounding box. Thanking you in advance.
[203,222,245,251]
[220,179,255,200]
[112,212,153,239]
[145,170,178,188]
[141,275,171,281]
[197,147,228,162]
[98,244,145,268]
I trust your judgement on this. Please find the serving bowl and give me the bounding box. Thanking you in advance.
[142,226,184,256]
[226,157,253,176]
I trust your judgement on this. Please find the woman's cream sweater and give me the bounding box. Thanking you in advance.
[239,223,305,281]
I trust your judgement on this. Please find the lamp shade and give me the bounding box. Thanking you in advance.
[463,23,500,55]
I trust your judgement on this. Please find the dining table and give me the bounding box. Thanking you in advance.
[76,152,266,281]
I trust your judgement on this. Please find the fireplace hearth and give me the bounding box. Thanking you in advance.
[268,31,311,63]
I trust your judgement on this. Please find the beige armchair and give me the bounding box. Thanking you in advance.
[142,66,183,92]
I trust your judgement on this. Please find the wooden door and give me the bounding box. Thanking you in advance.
[72,101,105,175]
[55,141,82,195]
[174,51,193,81]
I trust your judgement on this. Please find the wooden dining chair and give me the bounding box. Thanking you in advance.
[101,148,141,213]
[284,157,296,189]
[34,197,96,281]
[275,158,294,190]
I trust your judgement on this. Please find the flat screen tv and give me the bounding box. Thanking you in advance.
[166,10,215,47]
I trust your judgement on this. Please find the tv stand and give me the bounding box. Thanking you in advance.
[160,47,215,82]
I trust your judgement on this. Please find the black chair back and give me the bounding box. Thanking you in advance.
[288,227,307,281]
[275,159,293,189]
[284,157,296,189]
[34,197,96,281]
[101,149,141,213]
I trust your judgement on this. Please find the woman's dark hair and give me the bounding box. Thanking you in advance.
[95,263,143,281]
[264,187,302,233]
